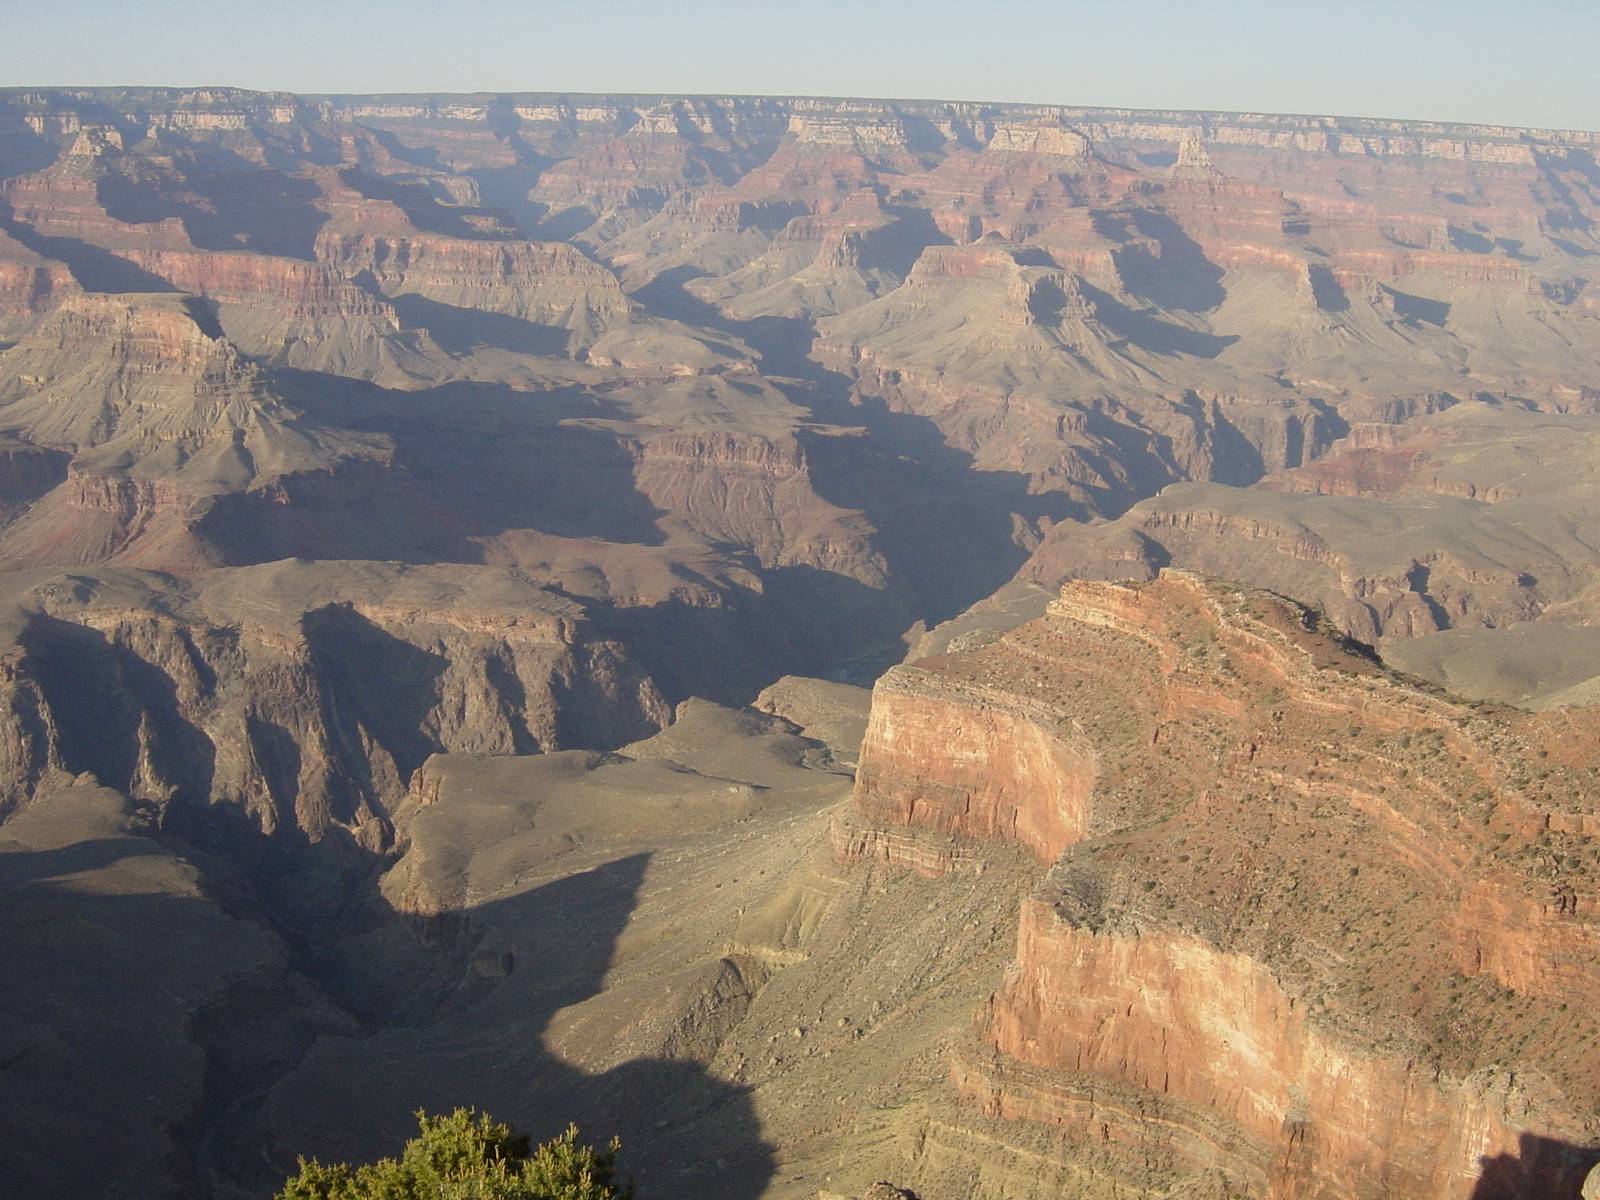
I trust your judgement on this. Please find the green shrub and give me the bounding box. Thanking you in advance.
[277,1108,632,1200]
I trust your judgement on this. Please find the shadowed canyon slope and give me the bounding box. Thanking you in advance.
[0,87,1598,1200]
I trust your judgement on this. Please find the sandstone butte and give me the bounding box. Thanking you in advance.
[839,571,1600,1199]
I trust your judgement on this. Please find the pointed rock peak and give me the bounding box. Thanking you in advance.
[0,291,284,456]
[1173,131,1219,175]
[66,124,123,160]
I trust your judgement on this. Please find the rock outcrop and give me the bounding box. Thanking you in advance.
[842,571,1600,1198]
[0,292,398,570]
[1022,400,1600,657]
[0,561,668,849]
[837,666,1094,873]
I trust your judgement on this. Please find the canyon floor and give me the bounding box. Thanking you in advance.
[0,87,1598,1199]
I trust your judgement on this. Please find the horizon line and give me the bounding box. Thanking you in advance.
[4,83,1598,140]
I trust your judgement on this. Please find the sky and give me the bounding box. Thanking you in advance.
[3,0,1598,132]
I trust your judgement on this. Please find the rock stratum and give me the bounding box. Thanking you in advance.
[0,86,1597,1200]
[842,572,1599,1197]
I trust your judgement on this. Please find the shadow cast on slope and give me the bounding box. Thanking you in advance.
[1382,284,1451,328]
[387,292,572,357]
[339,166,509,240]
[629,265,1071,649]
[1077,280,1238,359]
[271,335,1025,691]
[301,604,451,786]
[0,816,776,1200]
[0,199,180,292]
[285,853,777,1200]
[1469,1131,1599,1199]
[588,562,919,705]
[467,162,557,239]
[0,828,324,1200]
[0,126,61,181]
[94,167,330,259]
[17,613,218,802]
[228,370,673,555]
[1120,210,1228,312]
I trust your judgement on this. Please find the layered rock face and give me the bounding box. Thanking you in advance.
[5,87,1600,626]
[1021,401,1600,666]
[0,228,76,337]
[633,429,889,584]
[3,86,1600,1200]
[837,667,1094,872]
[841,572,1600,1198]
[114,246,438,380]
[0,561,668,846]
[313,223,633,352]
[0,291,398,570]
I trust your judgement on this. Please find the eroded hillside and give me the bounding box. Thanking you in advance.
[0,87,1598,1200]
[841,572,1599,1197]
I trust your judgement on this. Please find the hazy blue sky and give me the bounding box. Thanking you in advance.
[4,0,1597,131]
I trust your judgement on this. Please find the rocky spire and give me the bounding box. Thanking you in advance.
[1173,129,1219,176]
[65,124,123,159]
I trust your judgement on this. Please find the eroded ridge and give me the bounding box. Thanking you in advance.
[844,570,1600,1197]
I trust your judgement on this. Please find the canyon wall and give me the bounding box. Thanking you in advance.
[841,572,1600,1198]
[838,666,1094,872]
[1,86,1600,1200]
[0,562,668,851]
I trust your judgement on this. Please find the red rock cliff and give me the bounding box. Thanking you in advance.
[848,571,1600,1197]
